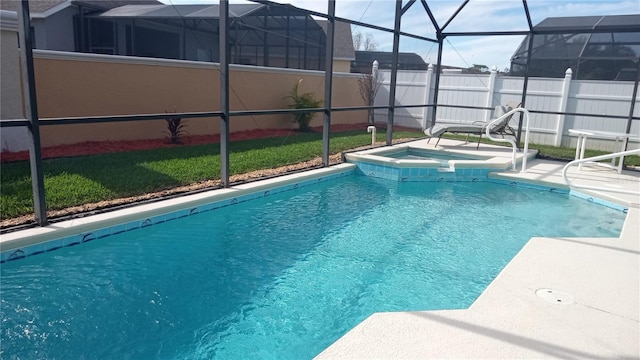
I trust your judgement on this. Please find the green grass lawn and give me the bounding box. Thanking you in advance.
[441,133,640,165]
[2,129,638,221]
[0,130,422,219]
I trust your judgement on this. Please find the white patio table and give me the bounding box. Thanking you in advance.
[568,129,639,173]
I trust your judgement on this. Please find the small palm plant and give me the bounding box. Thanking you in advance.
[165,112,187,144]
[285,79,323,132]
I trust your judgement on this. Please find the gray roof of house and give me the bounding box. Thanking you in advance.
[316,19,355,60]
[1,0,66,12]
[0,0,162,13]
[98,3,264,18]
[354,51,427,67]
[534,14,640,31]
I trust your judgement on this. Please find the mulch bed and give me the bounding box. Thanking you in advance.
[1,124,412,229]
[1,124,373,162]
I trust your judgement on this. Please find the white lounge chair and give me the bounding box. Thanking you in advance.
[424,104,517,148]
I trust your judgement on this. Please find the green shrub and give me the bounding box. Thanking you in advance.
[165,112,187,144]
[285,79,323,132]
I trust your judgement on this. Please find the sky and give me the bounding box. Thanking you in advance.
[160,0,640,70]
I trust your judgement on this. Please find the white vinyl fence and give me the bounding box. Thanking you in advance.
[374,65,640,151]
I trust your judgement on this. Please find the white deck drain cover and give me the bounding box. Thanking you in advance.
[535,288,574,305]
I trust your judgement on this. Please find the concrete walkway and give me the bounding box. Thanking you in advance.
[316,138,640,359]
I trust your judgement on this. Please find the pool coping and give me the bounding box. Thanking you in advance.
[0,164,356,259]
[344,144,525,170]
[344,144,539,183]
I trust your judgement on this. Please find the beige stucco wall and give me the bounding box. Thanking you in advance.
[1,27,22,119]
[1,10,30,151]
[333,59,352,73]
[32,51,366,147]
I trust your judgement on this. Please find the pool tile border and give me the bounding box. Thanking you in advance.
[0,165,355,264]
[353,161,494,182]
[487,177,629,212]
[1,163,627,264]
[487,177,569,193]
[569,190,628,212]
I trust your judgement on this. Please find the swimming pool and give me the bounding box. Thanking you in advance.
[0,172,626,359]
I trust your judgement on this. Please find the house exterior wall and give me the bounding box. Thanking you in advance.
[1,12,22,120]
[35,7,76,51]
[184,28,218,62]
[31,50,366,147]
[0,10,29,152]
[333,59,351,73]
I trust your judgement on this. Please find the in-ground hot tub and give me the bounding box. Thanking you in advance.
[345,145,515,182]
[381,147,487,162]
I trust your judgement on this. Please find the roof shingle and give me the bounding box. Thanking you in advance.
[316,20,355,60]
[0,0,162,13]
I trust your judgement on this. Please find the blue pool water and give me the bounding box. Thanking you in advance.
[384,148,485,161]
[0,174,625,359]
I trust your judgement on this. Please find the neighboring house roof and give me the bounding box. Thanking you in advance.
[354,51,427,68]
[316,20,355,61]
[511,14,640,62]
[98,3,265,18]
[533,14,640,32]
[76,0,163,9]
[509,14,640,80]
[0,0,162,13]
[0,0,68,12]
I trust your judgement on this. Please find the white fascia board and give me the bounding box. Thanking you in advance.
[0,10,18,31]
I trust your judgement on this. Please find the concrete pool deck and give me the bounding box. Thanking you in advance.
[316,138,640,359]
